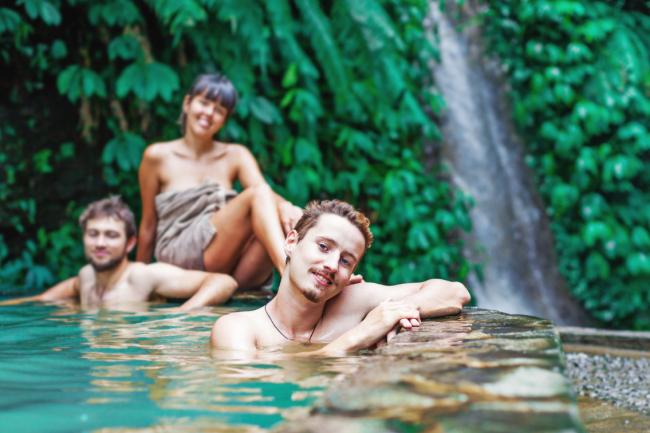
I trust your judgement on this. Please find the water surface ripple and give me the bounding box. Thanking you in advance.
[0,301,365,433]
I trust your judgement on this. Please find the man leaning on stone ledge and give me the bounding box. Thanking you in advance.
[211,199,471,353]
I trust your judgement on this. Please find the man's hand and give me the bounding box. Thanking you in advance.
[319,299,420,353]
[278,201,303,235]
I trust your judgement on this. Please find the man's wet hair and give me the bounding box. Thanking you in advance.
[78,196,137,239]
[288,200,373,264]
[179,74,238,134]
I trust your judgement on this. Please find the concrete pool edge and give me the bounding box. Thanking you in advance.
[274,308,587,433]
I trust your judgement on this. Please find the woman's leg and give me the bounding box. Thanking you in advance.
[231,237,275,290]
[203,184,286,275]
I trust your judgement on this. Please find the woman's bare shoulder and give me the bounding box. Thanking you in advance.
[143,140,182,162]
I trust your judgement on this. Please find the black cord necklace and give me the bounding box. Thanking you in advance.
[265,303,321,343]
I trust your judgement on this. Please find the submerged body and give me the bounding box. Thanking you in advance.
[1,198,237,309]
[6,261,237,309]
[211,202,471,353]
[213,279,466,349]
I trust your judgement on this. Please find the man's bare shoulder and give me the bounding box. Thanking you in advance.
[325,282,385,317]
[78,264,94,280]
[125,262,150,281]
[210,309,261,348]
[330,282,383,304]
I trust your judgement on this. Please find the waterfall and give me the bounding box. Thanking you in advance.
[428,3,591,325]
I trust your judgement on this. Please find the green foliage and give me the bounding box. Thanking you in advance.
[485,0,650,328]
[1,0,475,294]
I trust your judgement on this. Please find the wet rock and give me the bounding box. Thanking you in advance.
[278,308,584,433]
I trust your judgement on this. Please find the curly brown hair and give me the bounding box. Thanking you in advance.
[292,200,373,253]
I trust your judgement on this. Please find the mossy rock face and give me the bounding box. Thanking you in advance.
[274,309,586,433]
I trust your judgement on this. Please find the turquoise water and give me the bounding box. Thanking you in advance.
[0,300,363,433]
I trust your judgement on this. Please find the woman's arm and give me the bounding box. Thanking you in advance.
[234,145,303,233]
[136,146,162,263]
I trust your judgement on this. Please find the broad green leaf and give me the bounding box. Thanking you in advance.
[102,133,146,171]
[50,39,67,59]
[585,252,609,281]
[57,66,105,101]
[88,0,141,26]
[580,193,607,221]
[116,62,179,102]
[249,96,279,124]
[18,0,61,25]
[0,8,21,34]
[583,221,612,247]
[33,149,52,174]
[294,138,322,165]
[627,252,650,276]
[632,226,650,248]
[108,35,142,61]
[551,183,579,213]
[282,62,298,88]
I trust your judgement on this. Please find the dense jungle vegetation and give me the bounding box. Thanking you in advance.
[0,0,476,293]
[485,0,650,329]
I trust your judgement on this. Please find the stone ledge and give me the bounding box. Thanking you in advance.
[275,308,586,433]
[557,326,650,351]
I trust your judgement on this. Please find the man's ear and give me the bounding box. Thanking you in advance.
[284,230,298,260]
[126,236,137,254]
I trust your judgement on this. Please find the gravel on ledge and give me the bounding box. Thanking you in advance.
[565,352,650,413]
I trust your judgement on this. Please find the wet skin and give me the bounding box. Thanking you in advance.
[0,217,237,309]
[137,92,303,289]
[210,214,472,354]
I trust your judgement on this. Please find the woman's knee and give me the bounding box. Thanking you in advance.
[250,183,274,200]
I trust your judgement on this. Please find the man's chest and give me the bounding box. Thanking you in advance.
[253,311,361,347]
[79,279,149,305]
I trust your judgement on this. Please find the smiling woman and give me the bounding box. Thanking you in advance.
[136,74,304,290]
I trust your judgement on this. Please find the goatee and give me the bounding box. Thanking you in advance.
[300,267,338,303]
[86,250,126,272]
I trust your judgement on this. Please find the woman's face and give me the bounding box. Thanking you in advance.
[183,92,228,138]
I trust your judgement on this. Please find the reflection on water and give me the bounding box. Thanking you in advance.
[0,300,366,433]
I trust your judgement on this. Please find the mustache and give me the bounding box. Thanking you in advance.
[308,267,339,286]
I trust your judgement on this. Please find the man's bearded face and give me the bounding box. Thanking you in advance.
[83,217,130,272]
[286,214,366,304]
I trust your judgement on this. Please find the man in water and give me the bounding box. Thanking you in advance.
[211,200,471,353]
[1,197,238,309]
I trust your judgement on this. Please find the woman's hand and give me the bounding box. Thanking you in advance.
[346,274,365,285]
[278,201,304,235]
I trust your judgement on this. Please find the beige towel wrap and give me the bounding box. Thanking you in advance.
[154,178,237,271]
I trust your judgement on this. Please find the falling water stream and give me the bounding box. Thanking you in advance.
[428,2,591,325]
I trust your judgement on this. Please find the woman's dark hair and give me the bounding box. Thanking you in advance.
[179,74,238,134]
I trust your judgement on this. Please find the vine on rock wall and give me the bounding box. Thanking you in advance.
[485,0,650,328]
[0,0,476,293]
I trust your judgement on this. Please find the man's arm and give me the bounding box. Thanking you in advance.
[137,263,238,309]
[340,279,471,321]
[0,276,80,306]
[316,299,420,354]
[399,279,471,318]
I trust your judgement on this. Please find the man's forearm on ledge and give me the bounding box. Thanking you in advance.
[402,281,471,318]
